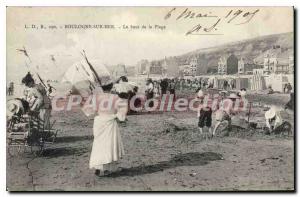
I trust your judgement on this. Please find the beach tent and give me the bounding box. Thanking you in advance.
[62,59,111,97]
[236,77,249,90]
[250,75,266,91]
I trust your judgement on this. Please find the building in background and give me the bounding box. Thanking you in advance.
[217,57,227,75]
[226,54,239,74]
[189,57,198,76]
[263,54,290,74]
[126,66,136,76]
[112,64,127,78]
[178,57,198,76]
[179,64,192,76]
[238,58,245,74]
[238,57,264,75]
[149,61,163,75]
[136,59,150,75]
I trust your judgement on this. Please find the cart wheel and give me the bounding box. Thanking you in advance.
[8,145,25,157]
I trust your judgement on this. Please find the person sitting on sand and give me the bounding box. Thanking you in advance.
[212,93,239,136]
[265,106,283,134]
[267,85,274,94]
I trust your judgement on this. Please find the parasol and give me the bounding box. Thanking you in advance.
[62,59,111,96]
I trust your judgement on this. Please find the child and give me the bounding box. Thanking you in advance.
[197,91,213,138]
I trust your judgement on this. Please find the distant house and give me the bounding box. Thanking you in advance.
[217,54,239,75]
[189,57,198,76]
[238,57,263,75]
[217,57,227,75]
[160,57,181,77]
[263,54,290,74]
[136,59,150,75]
[227,54,239,74]
[179,57,198,76]
[149,61,163,75]
[262,46,293,74]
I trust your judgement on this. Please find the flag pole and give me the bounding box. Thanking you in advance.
[17,46,47,89]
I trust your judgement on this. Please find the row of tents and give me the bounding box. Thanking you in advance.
[208,74,293,92]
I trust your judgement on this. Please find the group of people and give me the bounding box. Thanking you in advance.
[145,78,177,100]
[7,72,294,177]
[143,77,239,102]
[283,83,293,94]
[196,87,293,138]
[196,89,245,139]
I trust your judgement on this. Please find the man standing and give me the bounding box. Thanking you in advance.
[160,78,168,95]
[169,79,176,98]
[145,78,154,108]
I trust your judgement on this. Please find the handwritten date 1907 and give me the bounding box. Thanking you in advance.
[164,8,260,36]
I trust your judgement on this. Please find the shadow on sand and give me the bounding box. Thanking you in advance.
[54,135,93,143]
[41,146,89,158]
[41,147,223,177]
[108,152,223,177]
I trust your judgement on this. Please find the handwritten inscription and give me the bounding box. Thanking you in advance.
[164,8,260,36]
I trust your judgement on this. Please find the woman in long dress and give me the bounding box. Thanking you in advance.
[89,82,128,176]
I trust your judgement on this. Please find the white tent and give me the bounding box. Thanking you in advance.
[62,60,111,97]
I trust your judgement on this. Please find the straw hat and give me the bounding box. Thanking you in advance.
[265,107,276,120]
[7,99,23,117]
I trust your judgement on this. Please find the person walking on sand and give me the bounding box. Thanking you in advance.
[89,81,128,177]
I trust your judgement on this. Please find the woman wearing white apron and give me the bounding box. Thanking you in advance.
[89,82,128,176]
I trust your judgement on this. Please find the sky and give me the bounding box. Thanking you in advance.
[6,7,294,82]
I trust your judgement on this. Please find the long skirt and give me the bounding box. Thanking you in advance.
[89,115,125,171]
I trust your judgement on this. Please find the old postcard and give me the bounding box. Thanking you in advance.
[6,7,294,191]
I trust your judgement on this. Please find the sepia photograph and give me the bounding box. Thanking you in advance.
[6,6,295,191]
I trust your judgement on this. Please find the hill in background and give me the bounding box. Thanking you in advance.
[158,32,293,75]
